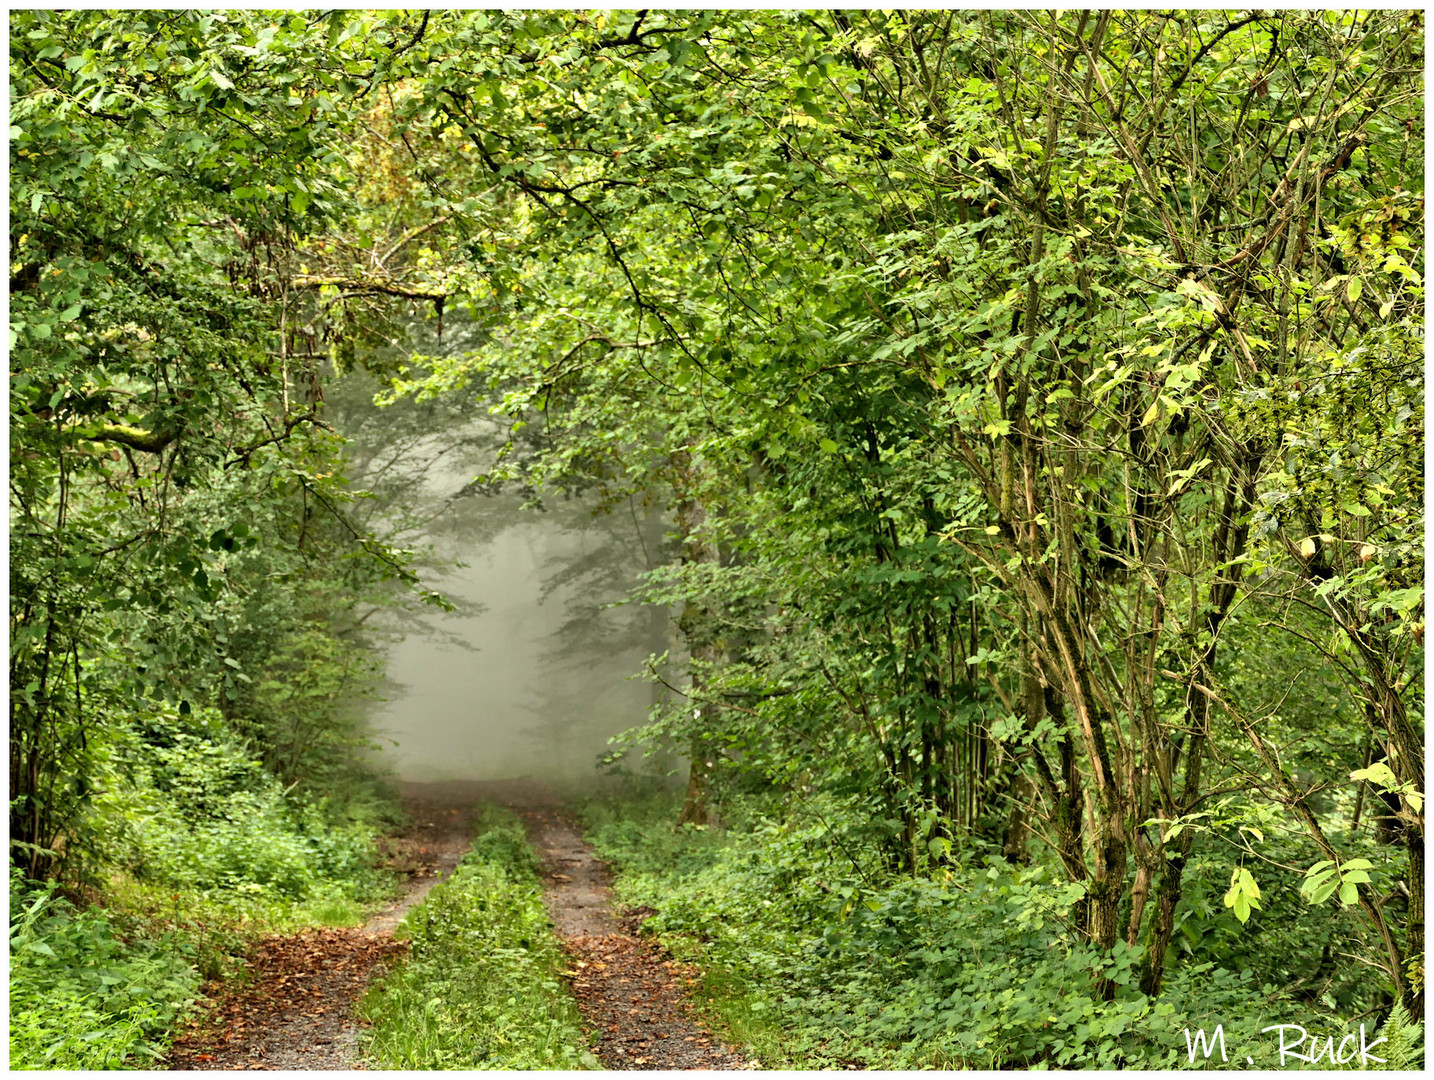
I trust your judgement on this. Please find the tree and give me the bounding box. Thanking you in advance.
[8,9,436,874]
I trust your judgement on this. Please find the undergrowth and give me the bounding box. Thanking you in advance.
[578,785,1425,1071]
[9,867,199,1069]
[359,803,598,1070]
[90,708,398,974]
[8,707,400,1069]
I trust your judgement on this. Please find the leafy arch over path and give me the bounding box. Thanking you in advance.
[10,8,1424,1024]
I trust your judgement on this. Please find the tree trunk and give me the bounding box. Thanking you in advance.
[673,450,721,828]
[678,738,713,826]
[1002,770,1034,864]
[1138,850,1187,996]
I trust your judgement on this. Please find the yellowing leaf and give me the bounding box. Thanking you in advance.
[1351,762,1399,788]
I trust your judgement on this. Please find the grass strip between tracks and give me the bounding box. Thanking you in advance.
[357,803,597,1070]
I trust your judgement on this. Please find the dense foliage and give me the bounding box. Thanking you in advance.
[9,6,437,879]
[9,11,421,1066]
[9,867,200,1068]
[9,8,1425,1068]
[584,787,1425,1069]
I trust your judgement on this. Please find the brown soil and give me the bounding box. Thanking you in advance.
[515,799,759,1070]
[165,782,478,1070]
[165,778,757,1071]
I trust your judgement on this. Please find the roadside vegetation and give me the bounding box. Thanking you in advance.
[359,804,597,1070]
[583,782,1424,1070]
[8,710,398,1068]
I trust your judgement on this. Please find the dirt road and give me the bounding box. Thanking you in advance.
[514,797,758,1070]
[166,779,756,1070]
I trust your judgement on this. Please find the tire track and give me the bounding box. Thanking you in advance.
[513,796,759,1070]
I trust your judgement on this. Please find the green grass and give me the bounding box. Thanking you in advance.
[300,895,366,928]
[358,804,598,1070]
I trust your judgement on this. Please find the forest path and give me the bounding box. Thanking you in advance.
[505,784,759,1070]
[165,781,478,1070]
[166,778,755,1070]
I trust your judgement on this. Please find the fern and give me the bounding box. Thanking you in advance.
[1368,1004,1424,1071]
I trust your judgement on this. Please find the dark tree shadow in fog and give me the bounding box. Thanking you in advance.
[327,326,674,783]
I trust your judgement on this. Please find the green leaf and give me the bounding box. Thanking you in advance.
[1225,866,1261,922]
[1232,892,1251,923]
[1311,882,1338,904]
[1351,763,1399,789]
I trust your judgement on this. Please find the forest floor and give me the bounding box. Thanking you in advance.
[165,779,756,1071]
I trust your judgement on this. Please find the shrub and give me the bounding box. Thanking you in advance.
[90,708,382,900]
[9,867,199,1069]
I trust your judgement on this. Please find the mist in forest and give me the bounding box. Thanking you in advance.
[330,370,673,788]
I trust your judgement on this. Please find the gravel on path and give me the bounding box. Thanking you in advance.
[165,778,759,1071]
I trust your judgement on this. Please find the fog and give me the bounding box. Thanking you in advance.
[331,371,672,787]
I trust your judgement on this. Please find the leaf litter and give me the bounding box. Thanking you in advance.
[168,780,758,1070]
